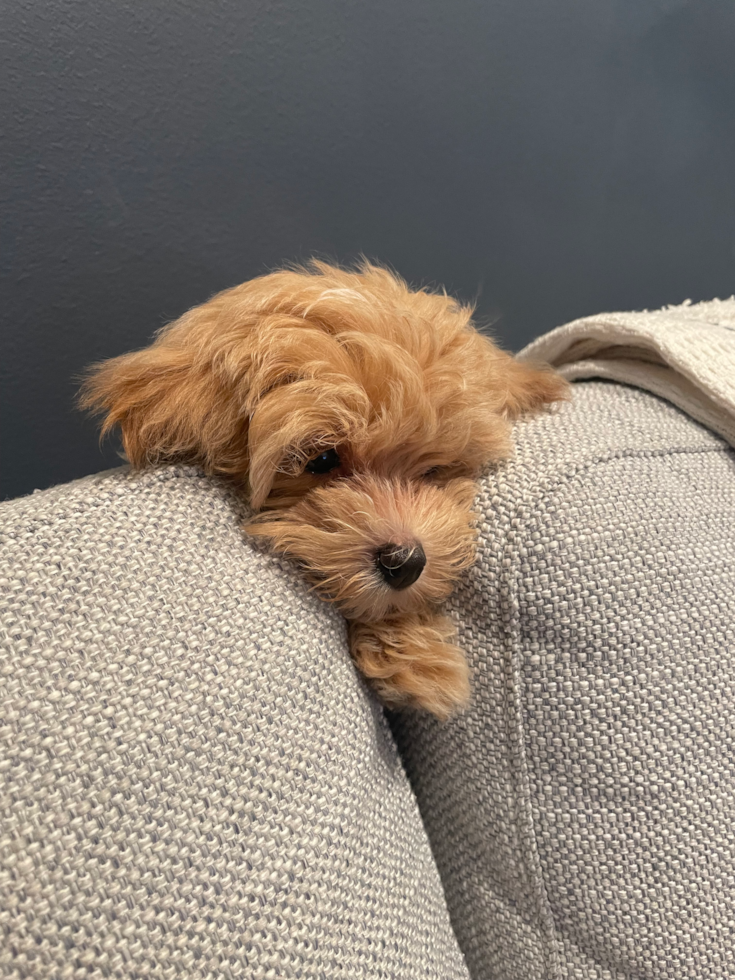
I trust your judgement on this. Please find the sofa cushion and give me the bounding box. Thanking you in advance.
[0,465,469,979]
[391,381,735,980]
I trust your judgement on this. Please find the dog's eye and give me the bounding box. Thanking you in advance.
[305,448,341,475]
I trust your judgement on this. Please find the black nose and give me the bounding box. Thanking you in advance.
[375,543,426,590]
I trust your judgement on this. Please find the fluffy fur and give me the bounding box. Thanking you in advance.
[81,261,568,718]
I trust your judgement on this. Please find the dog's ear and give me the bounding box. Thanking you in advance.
[494,352,571,419]
[79,303,251,475]
[464,330,569,420]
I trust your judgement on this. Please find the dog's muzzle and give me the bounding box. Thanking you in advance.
[375,543,426,590]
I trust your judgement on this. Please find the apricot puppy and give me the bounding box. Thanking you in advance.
[81,261,567,718]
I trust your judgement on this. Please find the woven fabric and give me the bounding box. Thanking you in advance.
[392,381,735,980]
[0,466,469,980]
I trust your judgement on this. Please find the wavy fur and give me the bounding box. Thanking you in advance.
[81,260,569,716]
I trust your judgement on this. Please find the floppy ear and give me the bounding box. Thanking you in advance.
[79,308,251,475]
[464,329,570,421]
[495,352,571,419]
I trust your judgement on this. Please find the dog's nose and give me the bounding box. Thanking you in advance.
[375,543,426,590]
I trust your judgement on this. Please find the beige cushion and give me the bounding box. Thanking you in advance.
[392,381,735,980]
[0,466,468,979]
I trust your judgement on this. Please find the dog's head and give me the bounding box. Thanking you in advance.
[82,261,567,621]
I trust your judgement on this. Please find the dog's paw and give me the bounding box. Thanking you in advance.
[349,612,470,720]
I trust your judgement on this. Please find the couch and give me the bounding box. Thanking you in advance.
[2,379,734,979]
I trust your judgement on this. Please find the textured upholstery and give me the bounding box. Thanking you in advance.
[391,380,735,980]
[0,466,469,979]
[3,379,735,980]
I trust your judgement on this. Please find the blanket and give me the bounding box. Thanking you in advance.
[519,296,735,448]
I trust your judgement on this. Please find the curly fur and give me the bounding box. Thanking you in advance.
[81,260,568,718]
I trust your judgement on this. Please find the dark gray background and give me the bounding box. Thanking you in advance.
[2,0,734,501]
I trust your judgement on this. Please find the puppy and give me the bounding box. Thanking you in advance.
[81,261,568,718]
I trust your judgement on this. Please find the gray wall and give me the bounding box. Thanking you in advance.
[2,0,734,501]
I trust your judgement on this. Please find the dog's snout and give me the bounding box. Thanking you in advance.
[375,542,426,590]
